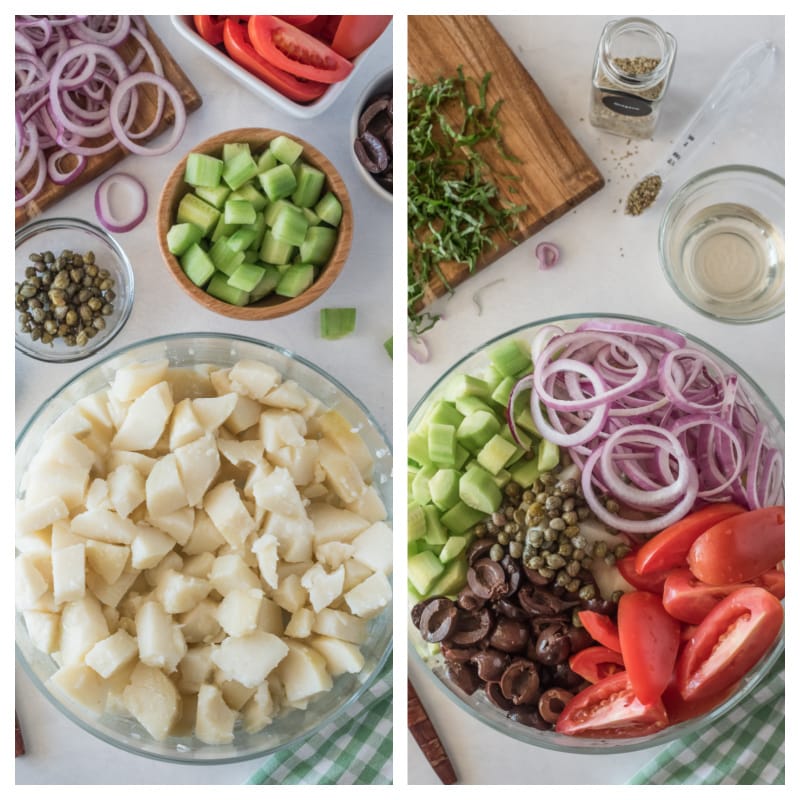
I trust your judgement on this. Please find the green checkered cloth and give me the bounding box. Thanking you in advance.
[248,659,392,785]
[629,652,784,785]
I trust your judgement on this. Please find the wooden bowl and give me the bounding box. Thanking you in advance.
[157,127,352,320]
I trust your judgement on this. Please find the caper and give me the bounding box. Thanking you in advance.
[497,532,509,546]
[20,283,37,299]
[605,499,620,513]
[538,567,555,580]
[41,331,53,344]
[84,251,95,265]
[76,330,89,346]
[562,510,578,526]
[527,555,544,570]
[92,317,106,331]
[489,543,504,562]
[48,288,67,306]
[578,584,596,601]
[567,578,581,594]
[88,297,102,311]
[473,523,488,537]
[86,264,99,277]
[78,288,92,303]
[593,541,608,558]
[508,541,523,559]
[614,544,631,559]
[566,560,582,577]
[545,553,566,569]
[549,517,566,532]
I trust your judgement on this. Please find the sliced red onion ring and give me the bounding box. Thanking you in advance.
[535,241,560,269]
[409,335,430,364]
[94,171,147,232]
[47,147,86,185]
[506,375,534,450]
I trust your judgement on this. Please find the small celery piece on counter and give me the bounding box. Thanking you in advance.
[320,308,356,340]
[384,336,393,359]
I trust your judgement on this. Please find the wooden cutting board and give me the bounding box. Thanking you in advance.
[408,15,605,307]
[15,20,202,229]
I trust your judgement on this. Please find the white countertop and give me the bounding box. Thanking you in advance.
[15,15,392,785]
[407,14,784,786]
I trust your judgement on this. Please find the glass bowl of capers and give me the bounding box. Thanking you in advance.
[15,218,134,363]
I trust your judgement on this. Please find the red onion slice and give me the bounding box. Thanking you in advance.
[535,241,560,269]
[408,335,430,364]
[506,375,534,450]
[94,171,147,232]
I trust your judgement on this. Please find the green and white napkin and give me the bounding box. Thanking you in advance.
[248,659,392,785]
[629,652,784,785]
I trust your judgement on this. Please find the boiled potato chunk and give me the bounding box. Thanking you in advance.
[23,609,60,654]
[311,608,367,645]
[216,588,264,637]
[169,398,205,450]
[284,608,315,639]
[344,572,393,619]
[110,359,169,403]
[157,570,211,615]
[217,438,264,467]
[59,594,109,666]
[203,481,255,550]
[251,533,279,590]
[242,681,274,734]
[351,522,393,575]
[230,359,281,401]
[263,512,313,564]
[316,410,374,477]
[308,503,371,545]
[123,662,180,740]
[148,507,195,546]
[145,453,188,518]
[210,554,261,596]
[272,574,308,614]
[196,684,236,745]
[310,635,366,676]
[300,563,345,613]
[210,631,288,688]
[315,542,355,571]
[71,508,137,545]
[15,554,48,609]
[111,381,174,451]
[192,393,237,432]
[16,495,68,537]
[318,439,366,505]
[87,567,139,608]
[131,524,175,570]
[52,542,86,604]
[344,485,388,523]
[135,600,186,672]
[178,645,215,694]
[49,663,108,714]
[252,466,305,518]
[259,410,306,452]
[85,629,138,678]
[174,433,220,508]
[179,599,222,645]
[263,379,308,411]
[183,510,226,556]
[107,464,146,518]
[275,641,332,704]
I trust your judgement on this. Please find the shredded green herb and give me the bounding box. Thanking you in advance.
[408,67,526,335]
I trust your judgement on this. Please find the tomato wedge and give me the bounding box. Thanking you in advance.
[616,554,674,594]
[635,502,745,575]
[222,19,327,104]
[331,16,392,59]
[661,672,738,724]
[754,568,785,600]
[248,16,354,85]
[618,591,680,705]
[662,568,749,624]
[555,671,669,738]
[577,610,621,652]
[276,15,318,26]
[297,15,342,44]
[688,506,785,584]
[569,646,625,684]
[194,15,227,46]
[676,587,783,702]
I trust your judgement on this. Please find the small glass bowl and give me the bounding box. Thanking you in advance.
[15,218,134,363]
[409,313,784,754]
[16,332,393,764]
[350,67,393,202]
[658,165,784,324]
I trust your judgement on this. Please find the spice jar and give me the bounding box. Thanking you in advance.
[589,17,677,139]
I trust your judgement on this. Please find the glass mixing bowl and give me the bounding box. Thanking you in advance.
[408,313,784,754]
[16,332,392,764]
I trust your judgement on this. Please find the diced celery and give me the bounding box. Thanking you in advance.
[429,468,460,511]
[408,504,427,542]
[291,162,326,208]
[180,243,215,287]
[259,230,295,265]
[490,339,532,377]
[176,193,220,237]
[459,464,502,514]
[227,227,258,253]
[271,205,309,247]
[208,237,245,276]
[224,199,257,226]
[456,410,501,453]
[264,198,299,227]
[269,134,303,166]
[257,149,278,172]
[440,501,486,534]
[229,182,268,211]
[299,226,337,266]
[320,308,356,340]
[222,150,259,190]
[315,191,342,227]
[184,152,223,188]
[422,506,448,547]
[223,142,250,162]
[207,272,250,305]
[537,439,560,472]
[259,163,298,202]
[166,222,202,256]
[408,551,444,596]
[227,262,266,292]
[275,263,314,297]
[194,184,231,209]
[249,265,281,302]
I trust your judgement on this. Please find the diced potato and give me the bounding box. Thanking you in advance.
[144,550,183,588]
[311,608,367,645]
[285,608,314,639]
[178,645,215,693]
[252,466,306,518]
[148,507,195,546]
[179,599,222,645]
[276,560,314,581]
[102,603,120,632]
[107,464,146,518]
[107,450,156,476]
[52,519,85,550]
[183,509,226,556]
[59,594,110,665]
[216,588,264,637]
[169,398,205,450]
[145,453,188,518]
[110,358,169,403]
[316,410,374,477]
[342,558,374,593]
[257,597,284,635]
[15,554,48,609]
[49,663,108,714]
[300,564,345,613]
[71,508,138,545]
[209,367,233,395]
[25,463,89,511]
[210,554,261,596]
[308,503,371,545]
[344,485,388,523]
[318,439,366,505]
[309,636,365,676]
[174,433,220,507]
[217,676,257,711]
[217,438,264,467]
[23,609,60,654]
[52,543,86,604]
[269,441,319,486]
[167,364,214,402]
[211,631,289,688]
[182,552,216,579]
[35,432,96,472]
[191,393,237,432]
[243,459,274,500]
[351,521,393,575]
[259,410,306,452]
[87,567,139,608]
[251,532,279,590]
[84,629,138,678]
[263,512,313,563]
[123,662,180,740]
[203,481,255,550]
[136,600,186,672]
[195,684,236,745]
[242,681,274,734]
[111,381,174,451]
[276,640,332,704]
[230,359,281,401]
[344,572,392,619]
[131,524,175,570]
[315,541,355,571]
[15,524,52,555]
[45,405,93,439]
[263,379,308,411]
[225,394,264,435]
[171,692,198,738]
[157,570,211,615]
[76,390,113,433]
[85,478,111,511]
[16,495,69,537]
[271,574,308,614]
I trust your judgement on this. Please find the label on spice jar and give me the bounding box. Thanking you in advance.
[601,91,653,117]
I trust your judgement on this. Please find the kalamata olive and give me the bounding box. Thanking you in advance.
[445,661,481,695]
[519,586,579,616]
[485,681,514,711]
[535,623,571,665]
[457,585,486,611]
[384,125,393,154]
[581,596,616,615]
[470,649,509,682]
[489,617,530,653]
[566,625,594,653]
[552,661,584,691]
[410,598,436,628]
[451,607,493,645]
[354,132,389,174]
[508,706,550,730]
[499,659,540,705]
[523,564,552,586]
[467,538,495,564]
[501,555,521,596]
[441,642,478,664]
[493,598,529,621]
[530,615,570,635]
[419,598,457,643]
[358,96,391,135]
[467,558,508,600]
[538,687,574,724]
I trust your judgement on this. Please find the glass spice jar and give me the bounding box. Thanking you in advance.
[589,16,677,139]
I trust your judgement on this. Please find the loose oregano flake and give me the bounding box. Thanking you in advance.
[408,68,526,335]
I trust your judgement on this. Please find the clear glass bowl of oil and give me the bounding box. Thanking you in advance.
[658,165,784,323]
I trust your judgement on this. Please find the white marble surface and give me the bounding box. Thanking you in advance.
[407,14,784,785]
[15,15,392,785]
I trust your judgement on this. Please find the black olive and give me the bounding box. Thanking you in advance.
[450,607,493,646]
[466,537,495,564]
[535,623,571,665]
[445,661,481,695]
[538,687,574,724]
[499,659,540,705]
[470,649,509,682]
[485,681,514,711]
[508,705,550,730]
[467,558,509,600]
[489,617,530,654]
[419,598,457,643]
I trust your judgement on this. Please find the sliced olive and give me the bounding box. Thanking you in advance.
[492,598,529,621]
[467,558,508,600]
[445,661,481,695]
[451,607,493,646]
[441,642,478,664]
[485,681,514,711]
[489,617,530,654]
[538,687,574,724]
[457,585,486,612]
[500,554,522,596]
[410,597,436,628]
[466,537,495,564]
[499,659,541,705]
[470,648,510,682]
[534,623,571,665]
[508,705,550,730]
[419,597,457,642]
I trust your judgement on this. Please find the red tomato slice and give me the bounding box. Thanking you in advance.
[555,671,669,738]
[194,15,226,46]
[331,15,392,59]
[676,586,783,702]
[688,506,785,584]
[222,19,327,104]
[754,568,785,600]
[635,502,745,575]
[577,610,621,652]
[277,16,318,26]
[248,16,354,85]
[616,554,674,594]
[662,568,748,624]
[569,646,626,684]
[618,591,680,705]
[661,672,738,724]
[297,15,342,45]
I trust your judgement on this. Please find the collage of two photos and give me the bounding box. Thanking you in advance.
[14,12,785,787]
